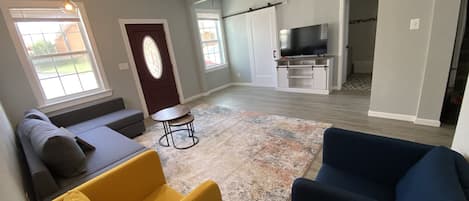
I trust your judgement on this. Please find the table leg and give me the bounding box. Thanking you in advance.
[158,121,170,147]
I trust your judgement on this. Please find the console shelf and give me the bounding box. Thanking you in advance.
[276,56,334,95]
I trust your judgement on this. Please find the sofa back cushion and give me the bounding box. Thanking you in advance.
[396,146,467,201]
[50,98,126,127]
[25,109,51,123]
[28,119,87,177]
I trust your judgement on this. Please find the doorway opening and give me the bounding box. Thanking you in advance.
[341,0,378,94]
[441,0,469,125]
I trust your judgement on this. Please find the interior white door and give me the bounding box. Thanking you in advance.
[247,7,278,87]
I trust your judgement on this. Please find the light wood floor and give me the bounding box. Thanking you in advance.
[153,86,456,179]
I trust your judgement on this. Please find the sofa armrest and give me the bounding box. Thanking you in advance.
[292,178,376,201]
[323,128,433,186]
[17,130,59,200]
[181,180,222,201]
[52,150,166,201]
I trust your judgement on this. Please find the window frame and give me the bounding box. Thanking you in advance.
[0,1,111,112]
[195,9,228,72]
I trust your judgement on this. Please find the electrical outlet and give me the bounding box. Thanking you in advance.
[410,18,420,30]
[118,62,129,70]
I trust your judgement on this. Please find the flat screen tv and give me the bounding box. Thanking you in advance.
[280,24,328,57]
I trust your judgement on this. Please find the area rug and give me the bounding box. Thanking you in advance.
[135,104,331,201]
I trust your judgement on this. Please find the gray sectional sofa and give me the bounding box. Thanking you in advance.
[17,98,147,201]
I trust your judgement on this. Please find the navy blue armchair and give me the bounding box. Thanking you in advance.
[292,128,469,201]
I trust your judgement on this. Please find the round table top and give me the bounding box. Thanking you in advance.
[151,105,190,122]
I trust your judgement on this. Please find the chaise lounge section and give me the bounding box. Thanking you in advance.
[17,98,147,201]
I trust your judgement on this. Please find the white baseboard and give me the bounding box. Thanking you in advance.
[182,93,204,104]
[368,110,441,127]
[203,83,232,96]
[368,110,416,122]
[183,83,233,103]
[331,86,341,90]
[414,118,441,127]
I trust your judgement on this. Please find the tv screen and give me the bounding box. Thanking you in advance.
[280,24,328,57]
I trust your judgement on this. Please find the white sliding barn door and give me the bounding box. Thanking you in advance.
[247,7,278,87]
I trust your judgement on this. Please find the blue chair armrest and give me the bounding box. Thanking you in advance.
[292,178,376,201]
[322,128,433,186]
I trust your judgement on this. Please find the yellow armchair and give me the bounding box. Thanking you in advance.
[53,150,222,201]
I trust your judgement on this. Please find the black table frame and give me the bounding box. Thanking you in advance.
[158,117,199,150]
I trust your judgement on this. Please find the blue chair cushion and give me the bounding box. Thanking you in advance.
[396,146,467,201]
[316,164,394,201]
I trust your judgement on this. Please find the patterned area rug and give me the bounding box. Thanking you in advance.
[135,104,331,201]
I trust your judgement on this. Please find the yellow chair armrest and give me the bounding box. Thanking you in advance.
[53,150,166,201]
[180,180,222,201]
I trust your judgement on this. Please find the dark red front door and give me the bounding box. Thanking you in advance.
[125,24,180,114]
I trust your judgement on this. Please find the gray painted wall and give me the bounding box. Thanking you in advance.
[416,0,460,121]
[224,14,252,82]
[0,101,27,201]
[370,0,460,122]
[370,0,435,116]
[348,0,378,74]
[0,0,204,123]
[222,0,340,86]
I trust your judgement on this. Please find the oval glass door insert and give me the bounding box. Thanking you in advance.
[142,36,163,79]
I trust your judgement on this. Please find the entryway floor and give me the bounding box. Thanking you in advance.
[342,73,372,92]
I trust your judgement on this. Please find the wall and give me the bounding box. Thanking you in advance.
[0,0,204,123]
[369,0,460,125]
[348,0,378,74]
[224,14,252,82]
[416,0,460,121]
[0,101,27,201]
[189,0,232,90]
[222,0,340,86]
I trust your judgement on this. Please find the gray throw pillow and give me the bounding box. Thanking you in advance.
[28,120,86,177]
[24,109,51,123]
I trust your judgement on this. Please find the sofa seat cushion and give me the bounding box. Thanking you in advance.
[396,146,467,201]
[55,127,145,189]
[66,109,143,134]
[142,185,183,201]
[316,164,394,201]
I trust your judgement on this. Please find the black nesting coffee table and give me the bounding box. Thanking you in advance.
[151,105,198,149]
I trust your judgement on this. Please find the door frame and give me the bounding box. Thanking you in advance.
[119,19,184,117]
[246,6,279,87]
[337,0,350,90]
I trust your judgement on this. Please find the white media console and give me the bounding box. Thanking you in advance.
[276,56,334,95]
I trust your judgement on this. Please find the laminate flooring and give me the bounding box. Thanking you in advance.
[145,86,455,179]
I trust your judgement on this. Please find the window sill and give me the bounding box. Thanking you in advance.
[205,64,228,73]
[39,89,113,113]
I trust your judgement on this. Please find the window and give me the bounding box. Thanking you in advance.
[197,11,226,70]
[5,6,109,107]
